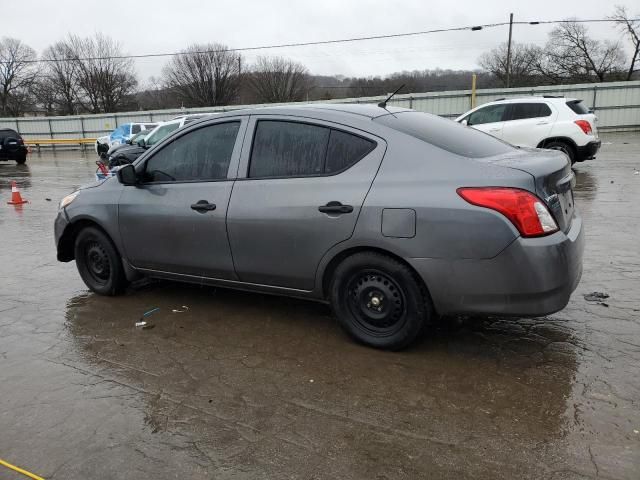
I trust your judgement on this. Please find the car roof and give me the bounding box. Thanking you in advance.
[195,104,411,126]
[487,96,577,104]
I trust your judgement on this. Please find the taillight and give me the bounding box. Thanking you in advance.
[457,187,558,237]
[574,120,592,135]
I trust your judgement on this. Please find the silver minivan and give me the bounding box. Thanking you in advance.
[55,105,583,349]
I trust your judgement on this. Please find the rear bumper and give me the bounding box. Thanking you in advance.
[0,145,28,160]
[575,140,601,161]
[409,215,584,317]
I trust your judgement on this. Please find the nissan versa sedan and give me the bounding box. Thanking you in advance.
[54,105,584,350]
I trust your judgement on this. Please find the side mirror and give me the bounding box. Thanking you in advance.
[136,138,146,148]
[117,163,137,186]
[460,119,469,126]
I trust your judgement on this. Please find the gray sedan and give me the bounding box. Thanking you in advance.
[54,104,584,350]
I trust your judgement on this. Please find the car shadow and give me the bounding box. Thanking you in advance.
[63,282,579,458]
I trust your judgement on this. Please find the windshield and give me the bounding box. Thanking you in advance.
[375,111,515,158]
[129,131,150,143]
[146,123,180,146]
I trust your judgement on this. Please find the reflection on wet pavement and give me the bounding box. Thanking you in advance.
[1,137,639,479]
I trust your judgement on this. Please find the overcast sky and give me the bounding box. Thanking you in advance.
[4,0,638,85]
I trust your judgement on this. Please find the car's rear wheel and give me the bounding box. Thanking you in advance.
[330,252,431,350]
[74,227,127,295]
[15,153,27,165]
[545,140,575,164]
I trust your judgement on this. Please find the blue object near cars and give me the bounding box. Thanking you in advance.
[108,123,157,148]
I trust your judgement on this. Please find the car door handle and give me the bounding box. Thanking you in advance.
[536,121,549,125]
[190,200,217,213]
[489,128,501,132]
[318,201,353,214]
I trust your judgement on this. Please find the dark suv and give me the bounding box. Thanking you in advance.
[0,129,28,164]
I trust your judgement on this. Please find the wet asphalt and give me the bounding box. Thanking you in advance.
[0,136,639,480]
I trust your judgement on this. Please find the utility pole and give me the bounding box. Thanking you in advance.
[506,12,514,88]
[238,56,242,104]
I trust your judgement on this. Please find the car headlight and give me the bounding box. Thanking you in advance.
[59,191,79,209]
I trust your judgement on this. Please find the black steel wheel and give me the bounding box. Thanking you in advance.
[330,252,432,350]
[346,269,407,336]
[74,226,127,295]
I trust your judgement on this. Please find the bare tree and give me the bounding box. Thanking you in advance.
[162,43,241,107]
[478,42,539,87]
[0,37,38,116]
[41,41,80,114]
[542,21,625,82]
[248,56,311,103]
[66,33,138,113]
[610,5,640,80]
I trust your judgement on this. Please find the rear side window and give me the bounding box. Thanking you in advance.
[566,100,590,115]
[0,129,19,140]
[326,130,376,173]
[509,103,552,120]
[249,120,375,178]
[376,112,514,158]
[467,104,507,126]
[143,122,240,182]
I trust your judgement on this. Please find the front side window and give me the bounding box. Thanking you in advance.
[143,122,240,183]
[509,103,552,120]
[467,104,507,126]
[131,124,142,134]
[249,120,376,178]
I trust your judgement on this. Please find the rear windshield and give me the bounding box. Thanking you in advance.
[566,100,590,115]
[375,112,514,158]
[0,129,19,139]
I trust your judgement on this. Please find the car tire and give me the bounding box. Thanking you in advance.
[545,140,575,164]
[330,252,432,350]
[15,153,27,165]
[74,226,128,296]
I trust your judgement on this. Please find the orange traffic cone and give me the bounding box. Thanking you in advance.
[7,181,28,205]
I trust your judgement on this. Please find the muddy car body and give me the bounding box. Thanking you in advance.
[55,105,584,349]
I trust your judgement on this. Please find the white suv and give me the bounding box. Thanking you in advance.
[456,96,601,164]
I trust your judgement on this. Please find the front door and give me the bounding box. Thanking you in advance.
[118,119,246,279]
[467,103,508,139]
[227,117,385,290]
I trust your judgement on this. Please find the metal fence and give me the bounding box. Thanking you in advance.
[1,79,639,140]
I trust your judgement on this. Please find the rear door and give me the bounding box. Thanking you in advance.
[118,118,246,279]
[227,116,385,290]
[501,102,556,147]
[465,104,508,139]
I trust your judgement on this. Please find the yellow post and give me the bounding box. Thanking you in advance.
[471,74,477,109]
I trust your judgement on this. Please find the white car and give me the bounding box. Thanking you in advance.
[95,122,158,156]
[455,96,601,164]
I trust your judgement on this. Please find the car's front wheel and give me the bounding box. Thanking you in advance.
[74,226,128,295]
[330,252,431,350]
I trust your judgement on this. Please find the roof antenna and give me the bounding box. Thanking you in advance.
[378,84,405,109]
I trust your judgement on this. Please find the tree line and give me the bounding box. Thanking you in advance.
[0,6,637,117]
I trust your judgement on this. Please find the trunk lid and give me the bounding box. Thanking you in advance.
[481,148,575,233]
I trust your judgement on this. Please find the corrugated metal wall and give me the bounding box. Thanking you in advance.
[1,80,639,139]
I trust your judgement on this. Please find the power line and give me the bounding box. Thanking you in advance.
[5,17,640,65]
